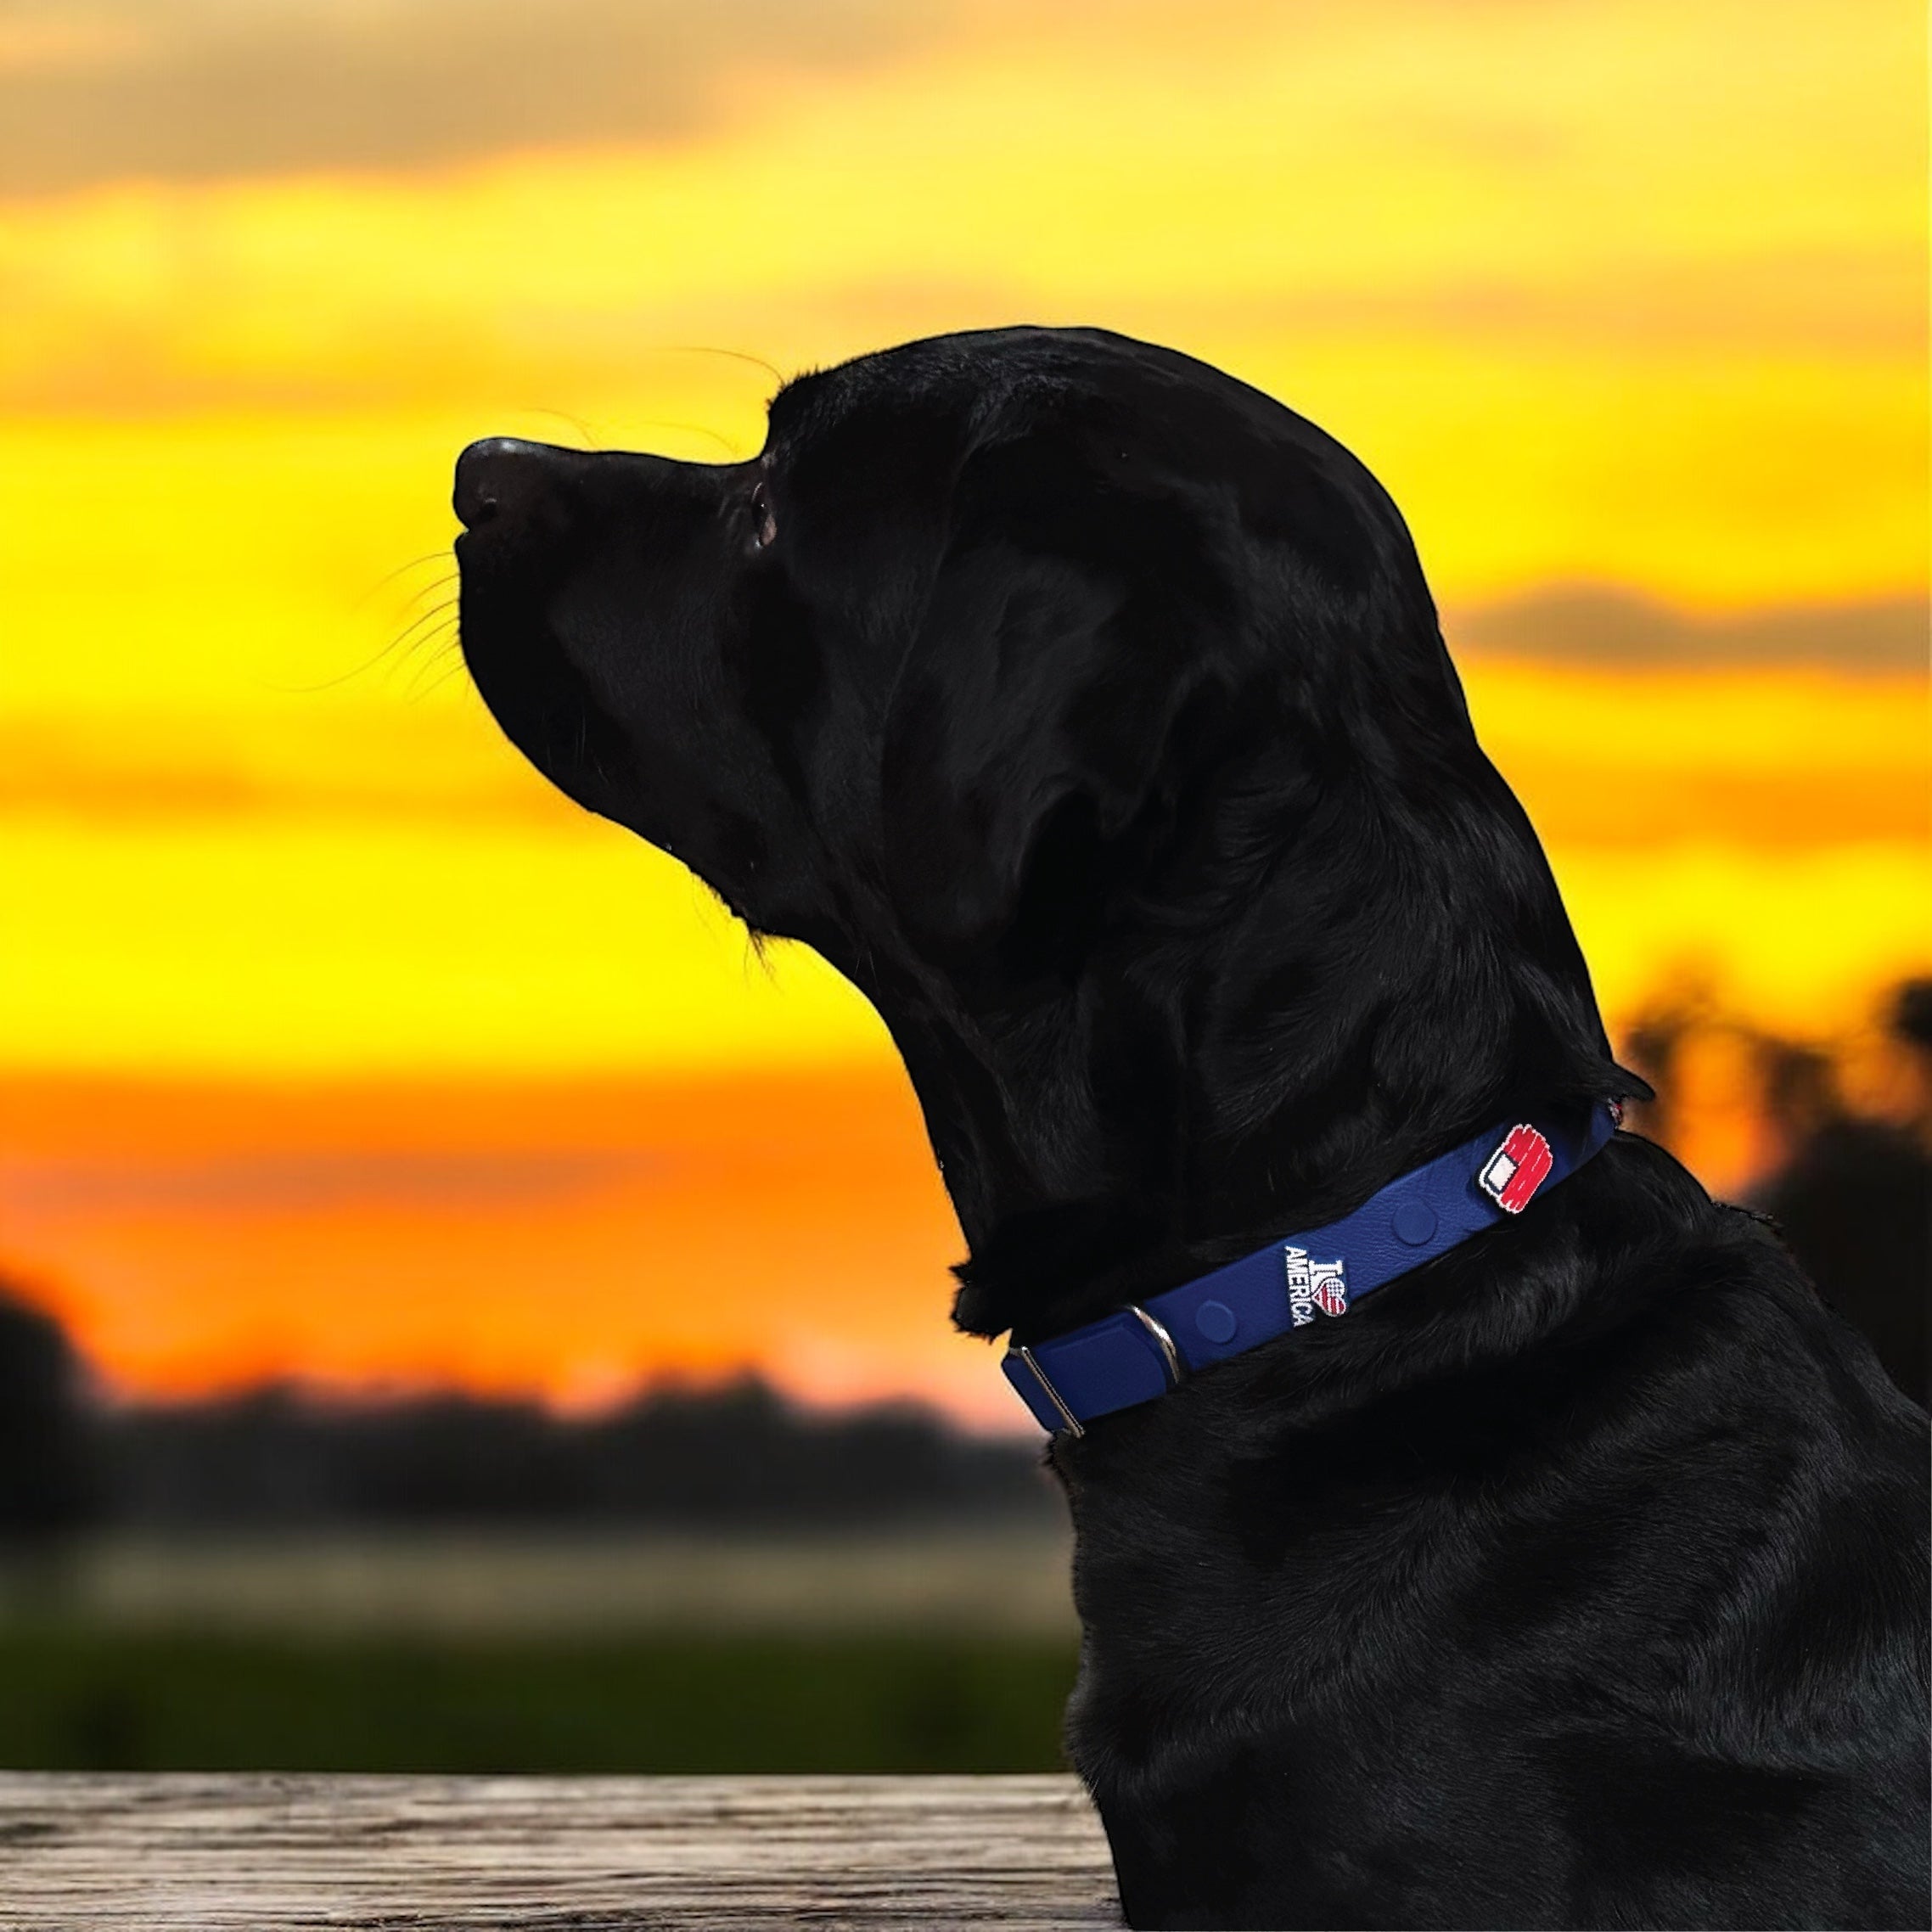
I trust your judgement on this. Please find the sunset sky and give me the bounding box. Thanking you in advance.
[0,0,1924,1427]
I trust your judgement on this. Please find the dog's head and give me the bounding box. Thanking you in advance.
[457,327,1633,1333]
[457,328,1447,962]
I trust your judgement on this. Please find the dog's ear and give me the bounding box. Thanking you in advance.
[879,447,1215,967]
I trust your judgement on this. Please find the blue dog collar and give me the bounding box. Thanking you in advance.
[1001,1103,1621,1434]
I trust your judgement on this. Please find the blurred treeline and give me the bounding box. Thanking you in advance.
[0,1350,1050,1547]
[88,1379,1050,1531]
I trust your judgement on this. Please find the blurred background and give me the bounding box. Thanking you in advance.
[0,0,1924,1772]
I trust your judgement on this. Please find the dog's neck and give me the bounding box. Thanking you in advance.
[868,751,1632,1345]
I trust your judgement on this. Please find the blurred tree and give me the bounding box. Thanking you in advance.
[1623,979,1929,1406]
[1753,981,1930,1407]
[0,1279,96,1547]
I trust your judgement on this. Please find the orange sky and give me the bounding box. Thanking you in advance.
[0,0,1924,1423]
[0,1068,984,1419]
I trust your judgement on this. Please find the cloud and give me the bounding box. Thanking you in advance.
[1448,588,1929,671]
[0,0,934,194]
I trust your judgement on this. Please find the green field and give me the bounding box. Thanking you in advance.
[0,1530,1081,1772]
[0,1625,1079,1772]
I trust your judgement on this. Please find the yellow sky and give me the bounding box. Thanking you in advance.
[2,0,1926,1083]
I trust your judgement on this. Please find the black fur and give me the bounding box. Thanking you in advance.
[455,326,1929,1929]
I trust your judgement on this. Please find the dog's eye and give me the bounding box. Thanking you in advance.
[750,481,777,549]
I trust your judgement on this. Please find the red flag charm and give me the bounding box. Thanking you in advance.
[1479,1124,1554,1214]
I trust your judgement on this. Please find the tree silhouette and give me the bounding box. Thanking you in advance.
[0,1279,95,1547]
[1754,980,1930,1406]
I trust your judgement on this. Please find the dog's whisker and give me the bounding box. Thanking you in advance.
[352,552,458,613]
[654,343,786,389]
[272,605,452,696]
[395,615,460,671]
[402,637,466,703]
[397,571,458,613]
[625,417,744,461]
[511,407,601,450]
[404,616,458,658]
[277,581,463,697]
[389,620,458,689]
[413,661,468,703]
[380,598,460,661]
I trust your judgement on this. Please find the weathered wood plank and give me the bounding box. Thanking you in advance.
[0,1773,1120,1931]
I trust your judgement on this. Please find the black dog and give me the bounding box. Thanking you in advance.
[455,328,1929,1929]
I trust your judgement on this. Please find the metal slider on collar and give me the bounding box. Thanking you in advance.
[1014,1303,1184,1440]
[1012,1345,1083,1436]
[1128,1304,1186,1386]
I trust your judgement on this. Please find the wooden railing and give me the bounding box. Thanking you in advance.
[0,1772,1120,1929]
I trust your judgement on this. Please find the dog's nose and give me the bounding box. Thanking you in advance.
[454,437,552,533]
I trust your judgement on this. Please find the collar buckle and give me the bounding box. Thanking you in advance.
[1012,1345,1085,1437]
